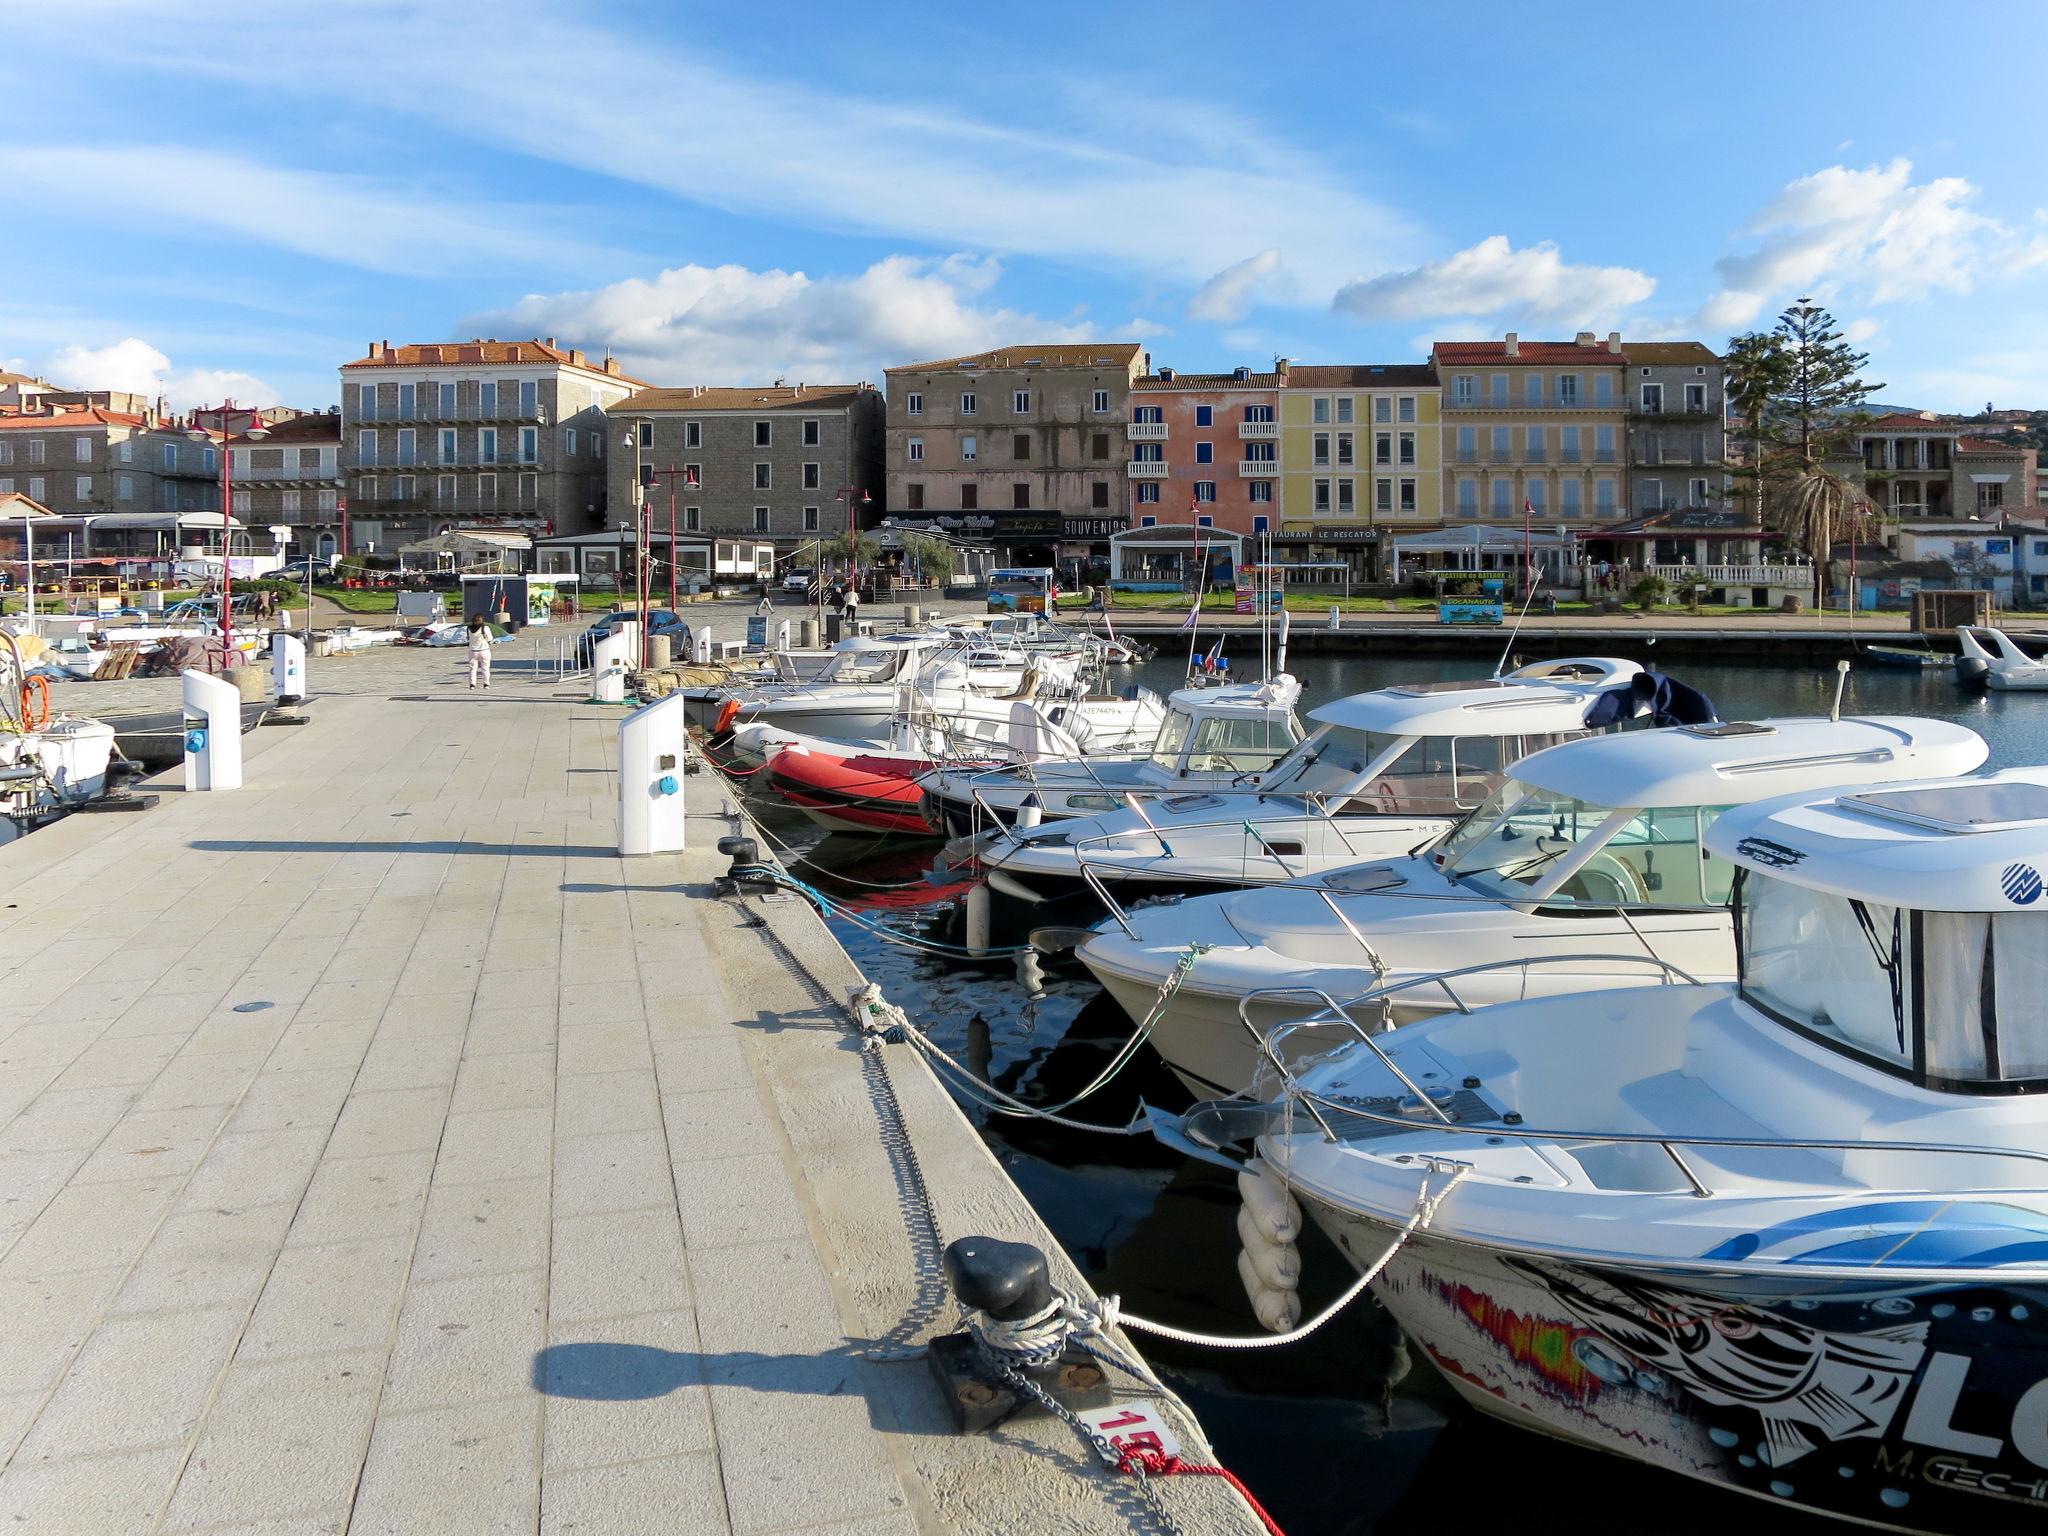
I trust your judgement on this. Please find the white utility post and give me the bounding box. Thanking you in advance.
[617,691,688,855]
[181,669,243,791]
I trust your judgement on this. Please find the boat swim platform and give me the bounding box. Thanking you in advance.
[0,654,1263,1534]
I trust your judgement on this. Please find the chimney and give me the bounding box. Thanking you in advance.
[1275,357,1290,376]
[1503,333,1519,357]
[545,336,556,349]
[1143,351,1151,374]
[569,348,586,367]
[1574,331,1595,347]
[1607,331,1622,354]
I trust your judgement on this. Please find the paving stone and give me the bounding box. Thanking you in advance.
[540,1451,727,1533]
[177,1127,328,1213]
[382,1268,547,1414]
[435,1105,553,1185]
[284,1149,434,1247]
[688,1240,848,1357]
[706,1356,908,1534]
[539,1309,711,1475]
[553,1128,672,1216]
[349,1396,542,1536]
[14,1304,245,1462]
[654,1033,754,1094]
[675,1151,811,1250]
[112,1201,299,1314]
[238,1235,413,1362]
[0,1174,183,1278]
[549,1207,689,1324]
[0,1266,126,1394]
[557,1021,654,1077]
[0,1444,189,1536]
[663,1086,781,1164]
[450,1049,556,1115]
[411,1176,550,1283]
[325,1085,451,1159]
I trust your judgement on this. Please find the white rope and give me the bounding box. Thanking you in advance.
[1082,1161,1467,1352]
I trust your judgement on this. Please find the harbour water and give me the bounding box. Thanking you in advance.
[750,650,2042,1535]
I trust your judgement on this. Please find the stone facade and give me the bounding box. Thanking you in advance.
[603,384,884,552]
[338,339,644,552]
[884,344,1141,553]
[1825,413,2041,524]
[0,406,222,517]
[1434,333,1630,527]
[227,411,345,560]
[1622,341,1726,516]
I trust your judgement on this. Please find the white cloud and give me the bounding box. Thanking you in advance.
[1333,236,1655,326]
[7,4,1420,299]
[8,146,630,279]
[467,255,1095,384]
[39,337,276,410]
[1705,159,2006,322]
[1188,252,1282,323]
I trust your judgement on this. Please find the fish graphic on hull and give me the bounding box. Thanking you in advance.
[1505,1259,1928,1467]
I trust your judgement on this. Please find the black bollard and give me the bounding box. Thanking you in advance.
[927,1234,1111,1433]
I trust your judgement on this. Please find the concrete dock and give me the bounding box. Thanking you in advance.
[0,647,1263,1534]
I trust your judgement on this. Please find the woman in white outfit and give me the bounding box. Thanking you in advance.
[467,618,492,690]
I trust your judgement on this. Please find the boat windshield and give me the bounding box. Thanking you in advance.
[816,648,913,685]
[1440,778,1737,905]
[1148,709,1194,770]
[1741,875,2048,1088]
[1337,730,1589,816]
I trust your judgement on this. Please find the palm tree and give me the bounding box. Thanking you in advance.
[1782,466,1872,608]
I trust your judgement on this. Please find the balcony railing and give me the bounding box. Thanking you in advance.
[351,452,539,470]
[352,407,547,426]
[1238,460,1280,477]
[1127,460,1169,479]
[1127,421,1168,441]
[1646,562,1796,587]
[1445,395,1618,412]
[1237,420,1278,439]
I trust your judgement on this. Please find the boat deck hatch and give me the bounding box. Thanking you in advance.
[1384,679,1514,697]
[1844,781,2048,833]
[1323,1089,1495,1140]
[1677,721,1777,739]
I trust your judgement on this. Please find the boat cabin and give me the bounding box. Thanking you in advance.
[1434,717,1991,909]
[1145,675,1307,778]
[1717,771,2048,1094]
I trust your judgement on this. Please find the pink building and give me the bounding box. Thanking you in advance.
[1127,367,1283,537]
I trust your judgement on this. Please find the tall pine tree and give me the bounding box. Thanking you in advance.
[1723,330,1792,526]
[1771,299,1882,466]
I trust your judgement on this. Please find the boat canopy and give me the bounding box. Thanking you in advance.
[1307,675,1627,738]
[1509,716,1988,811]
[1160,673,1302,721]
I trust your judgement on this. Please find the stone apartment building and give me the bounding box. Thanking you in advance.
[1623,341,1726,515]
[227,411,344,561]
[1126,367,1283,536]
[0,405,225,518]
[605,383,884,553]
[1825,412,2040,523]
[1433,333,1630,527]
[339,339,644,553]
[884,343,1142,563]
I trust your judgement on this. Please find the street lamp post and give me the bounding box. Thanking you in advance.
[188,401,268,667]
[834,486,873,596]
[645,465,697,612]
[621,425,648,668]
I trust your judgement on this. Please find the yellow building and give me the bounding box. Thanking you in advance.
[1431,333,1629,530]
[1277,363,1440,579]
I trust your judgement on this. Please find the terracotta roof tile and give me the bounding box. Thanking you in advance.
[1282,364,1437,388]
[886,343,1142,374]
[227,413,341,445]
[613,384,875,413]
[1863,412,1952,429]
[1133,372,1285,391]
[341,340,648,385]
[0,492,54,516]
[1619,341,1720,366]
[1433,339,1626,365]
[1959,436,2029,453]
[0,407,148,430]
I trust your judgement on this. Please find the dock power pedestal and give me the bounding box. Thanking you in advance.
[618,691,687,856]
[592,622,638,704]
[181,668,243,792]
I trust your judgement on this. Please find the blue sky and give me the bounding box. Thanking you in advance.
[6,1,2046,413]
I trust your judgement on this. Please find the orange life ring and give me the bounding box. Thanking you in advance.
[713,698,743,736]
[20,676,52,731]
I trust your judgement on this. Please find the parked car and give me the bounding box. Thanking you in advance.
[575,607,691,667]
[780,567,815,597]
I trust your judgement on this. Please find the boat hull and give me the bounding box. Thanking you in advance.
[1301,1204,2048,1534]
[765,748,958,837]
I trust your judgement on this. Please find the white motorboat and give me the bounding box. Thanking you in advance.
[918,674,1308,839]
[1080,714,1987,1096]
[0,630,122,844]
[974,658,1686,913]
[1229,767,2048,1533]
[1955,626,2048,690]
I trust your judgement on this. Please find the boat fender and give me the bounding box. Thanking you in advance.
[964,882,992,957]
[1016,793,1043,830]
[713,698,743,736]
[1237,1161,1302,1246]
[1235,1250,1302,1334]
[1235,1206,1301,1291]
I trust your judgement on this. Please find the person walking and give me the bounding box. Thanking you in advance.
[467,617,492,690]
[842,582,861,627]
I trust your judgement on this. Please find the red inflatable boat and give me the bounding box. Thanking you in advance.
[766,745,985,836]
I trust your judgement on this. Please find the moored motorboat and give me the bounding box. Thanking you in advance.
[1955,626,2048,690]
[1221,767,2048,1533]
[973,658,1705,917]
[1079,714,1988,1097]
[765,743,969,836]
